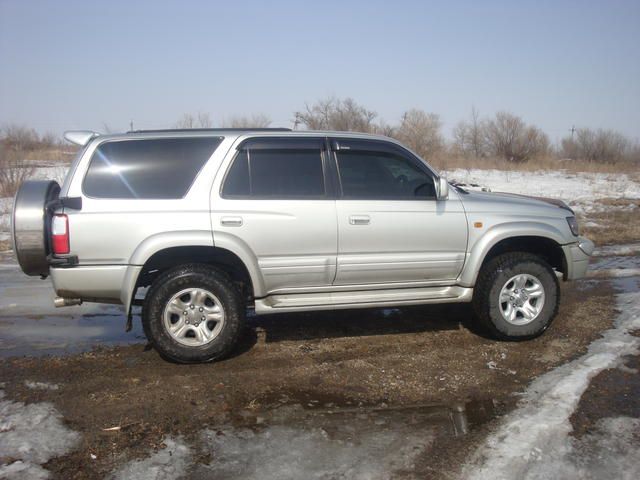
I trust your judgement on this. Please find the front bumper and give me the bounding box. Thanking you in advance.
[562,236,594,280]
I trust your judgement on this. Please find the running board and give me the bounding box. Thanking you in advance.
[254,285,473,314]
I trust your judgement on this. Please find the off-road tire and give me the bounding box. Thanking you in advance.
[472,252,560,340]
[142,264,245,363]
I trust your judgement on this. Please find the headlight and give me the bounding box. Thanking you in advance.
[566,216,579,236]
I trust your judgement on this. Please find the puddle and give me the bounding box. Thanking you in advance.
[0,254,145,357]
[0,314,145,357]
[590,255,640,271]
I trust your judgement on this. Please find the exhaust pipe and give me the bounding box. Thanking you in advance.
[54,297,83,307]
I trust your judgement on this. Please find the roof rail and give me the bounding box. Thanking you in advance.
[127,128,292,134]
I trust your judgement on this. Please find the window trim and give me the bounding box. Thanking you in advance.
[219,136,335,200]
[329,138,437,201]
[81,136,223,200]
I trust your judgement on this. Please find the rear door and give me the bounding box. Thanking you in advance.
[331,138,467,286]
[211,137,337,294]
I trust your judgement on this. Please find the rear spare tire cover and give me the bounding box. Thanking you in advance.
[12,180,61,276]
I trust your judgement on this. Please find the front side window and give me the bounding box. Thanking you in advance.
[83,137,222,199]
[336,146,435,199]
[222,138,325,198]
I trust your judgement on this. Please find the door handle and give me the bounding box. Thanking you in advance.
[349,215,370,225]
[221,216,243,227]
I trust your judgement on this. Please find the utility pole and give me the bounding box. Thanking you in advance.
[570,125,576,139]
[130,120,134,132]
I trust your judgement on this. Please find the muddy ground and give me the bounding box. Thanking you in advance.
[0,271,622,479]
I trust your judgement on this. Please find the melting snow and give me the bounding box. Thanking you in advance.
[445,169,640,213]
[593,243,640,257]
[197,423,433,480]
[462,276,640,480]
[108,437,191,480]
[0,390,79,478]
[24,381,59,391]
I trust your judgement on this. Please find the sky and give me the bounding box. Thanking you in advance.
[1,0,639,143]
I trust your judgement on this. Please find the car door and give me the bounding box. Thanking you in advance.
[211,136,338,294]
[331,138,468,286]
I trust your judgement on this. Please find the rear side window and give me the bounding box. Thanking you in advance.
[83,137,222,199]
[222,138,325,198]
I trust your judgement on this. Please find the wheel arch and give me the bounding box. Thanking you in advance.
[459,222,568,287]
[123,241,262,314]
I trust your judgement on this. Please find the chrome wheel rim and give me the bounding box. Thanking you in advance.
[162,288,225,346]
[498,274,545,326]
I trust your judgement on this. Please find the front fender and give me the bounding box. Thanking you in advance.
[457,221,567,287]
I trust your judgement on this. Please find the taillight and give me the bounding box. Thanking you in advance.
[51,214,70,255]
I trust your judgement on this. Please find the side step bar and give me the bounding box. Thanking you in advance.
[255,285,473,315]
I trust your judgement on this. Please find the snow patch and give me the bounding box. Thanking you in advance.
[587,268,640,279]
[494,416,640,480]
[0,460,50,479]
[445,169,640,213]
[593,243,640,257]
[108,437,191,480]
[462,277,640,480]
[0,390,79,478]
[199,424,432,480]
[24,381,59,391]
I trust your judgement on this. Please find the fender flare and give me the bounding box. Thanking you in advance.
[457,221,567,287]
[120,230,265,312]
[121,230,214,311]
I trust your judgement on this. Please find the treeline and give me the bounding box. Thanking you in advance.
[2,97,639,168]
[177,97,638,165]
[294,97,639,165]
[0,125,74,196]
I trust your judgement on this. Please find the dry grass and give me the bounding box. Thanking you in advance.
[580,201,640,246]
[23,147,77,163]
[433,154,640,175]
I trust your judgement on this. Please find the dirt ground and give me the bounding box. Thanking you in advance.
[0,276,618,479]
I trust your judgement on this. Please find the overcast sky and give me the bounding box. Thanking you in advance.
[1,0,639,142]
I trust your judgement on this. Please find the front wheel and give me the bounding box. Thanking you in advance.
[142,264,245,363]
[472,253,560,340]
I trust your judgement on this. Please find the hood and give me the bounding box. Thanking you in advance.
[456,189,574,216]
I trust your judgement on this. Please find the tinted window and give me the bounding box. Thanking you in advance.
[337,149,435,199]
[83,137,222,199]
[222,139,325,198]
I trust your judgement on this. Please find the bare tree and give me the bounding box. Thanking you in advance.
[453,106,484,158]
[373,120,396,138]
[561,128,630,163]
[2,125,42,151]
[221,114,272,128]
[174,112,213,129]
[295,97,377,133]
[0,127,36,196]
[482,112,548,163]
[392,109,443,160]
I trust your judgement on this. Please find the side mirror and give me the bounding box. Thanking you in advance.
[436,177,449,200]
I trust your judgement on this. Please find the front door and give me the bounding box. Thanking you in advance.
[331,138,468,286]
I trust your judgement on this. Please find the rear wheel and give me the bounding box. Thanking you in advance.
[472,252,559,340]
[142,264,245,363]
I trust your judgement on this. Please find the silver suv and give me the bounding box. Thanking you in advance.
[12,128,594,363]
